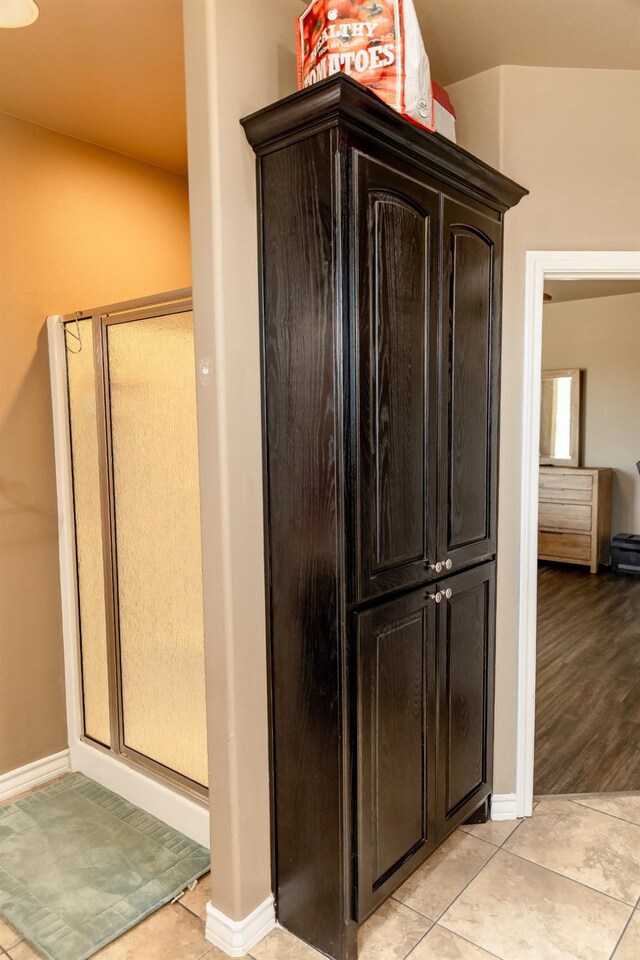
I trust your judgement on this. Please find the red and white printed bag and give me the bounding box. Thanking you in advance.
[296,0,434,132]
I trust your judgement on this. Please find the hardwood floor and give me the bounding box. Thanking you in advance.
[535,561,640,795]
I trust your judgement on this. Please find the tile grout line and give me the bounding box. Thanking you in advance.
[196,945,215,960]
[392,902,438,960]
[431,838,504,924]
[395,816,634,960]
[608,889,640,960]
[432,814,636,960]
[391,898,438,927]
[402,929,431,960]
[430,923,505,960]
[393,829,508,928]
[399,906,505,960]
[0,941,24,955]
[213,805,638,960]
[537,791,640,802]
[372,896,435,960]
[567,796,640,829]
[392,819,528,930]
[176,899,206,925]
[500,846,639,910]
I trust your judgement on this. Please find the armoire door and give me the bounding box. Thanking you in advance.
[436,562,496,840]
[439,200,502,572]
[354,152,440,602]
[356,586,438,920]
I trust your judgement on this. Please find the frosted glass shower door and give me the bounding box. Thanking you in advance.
[106,312,208,789]
[64,294,208,797]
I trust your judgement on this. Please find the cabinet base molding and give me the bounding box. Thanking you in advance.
[205,896,276,958]
[0,749,71,802]
[490,793,518,821]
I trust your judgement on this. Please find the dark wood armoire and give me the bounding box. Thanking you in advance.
[242,74,527,960]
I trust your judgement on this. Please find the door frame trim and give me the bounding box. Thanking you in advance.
[47,312,210,848]
[516,250,640,818]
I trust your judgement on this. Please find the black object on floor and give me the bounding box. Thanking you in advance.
[611,534,640,579]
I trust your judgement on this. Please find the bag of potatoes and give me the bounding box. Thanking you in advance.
[296,0,434,132]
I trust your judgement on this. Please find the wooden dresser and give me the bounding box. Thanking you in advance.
[539,467,612,573]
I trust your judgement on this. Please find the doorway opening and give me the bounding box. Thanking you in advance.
[48,290,209,846]
[516,251,640,817]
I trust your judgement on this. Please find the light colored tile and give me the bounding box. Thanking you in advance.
[5,943,42,960]
[0,919,23,950]
[573,795,640,827]
[395,832,494,919]
[179,872,211,922]
[94,903,214,960]
[0,790,32,810]
[613,910,640,960]
[358,899,432,960]
[459,819,521,847]
[250,927,323,959]
[409,924,498,959]
[504,798,640,904]
[441,850,630,960]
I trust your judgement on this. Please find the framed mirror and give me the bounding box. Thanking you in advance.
[540,368,582,467]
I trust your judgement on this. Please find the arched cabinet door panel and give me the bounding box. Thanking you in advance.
[354,153,439,602]
[439,202,502,572]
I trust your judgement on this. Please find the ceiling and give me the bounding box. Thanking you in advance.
[414,0,640,85]
[0,0,187,174]
[0,0,638,174]
[544,279,640,304]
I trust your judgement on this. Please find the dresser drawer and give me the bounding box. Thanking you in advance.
[539,501,592,532]
[539,532,592,562]
[539,471,593,502]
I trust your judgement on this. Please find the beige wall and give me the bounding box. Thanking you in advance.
[543,292,640,534]
[446,66,503,170]
[0,113,191,776]
[448,66,640,794]
[183,0,300,922]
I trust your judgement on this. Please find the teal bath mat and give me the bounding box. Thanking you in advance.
[0,773,210,960]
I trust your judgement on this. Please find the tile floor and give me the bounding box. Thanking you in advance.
[1,790,640,959]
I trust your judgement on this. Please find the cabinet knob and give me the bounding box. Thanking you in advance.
[445,559,453,570]
[428,561,444,573]
[428,591,444,604]
[445,588,453,600]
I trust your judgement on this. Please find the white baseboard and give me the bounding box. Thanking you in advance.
[0,749,71,802]
[206,896,276,958]
[491,793,518,821]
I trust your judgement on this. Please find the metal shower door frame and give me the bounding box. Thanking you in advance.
[60,289,208,802]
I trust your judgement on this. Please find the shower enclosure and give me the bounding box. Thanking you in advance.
[48,290,208,844]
